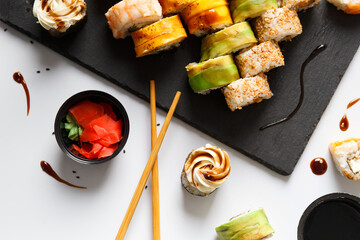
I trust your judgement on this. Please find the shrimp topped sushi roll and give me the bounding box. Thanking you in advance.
[105,0,163,39]
[281,0,321,11]
[254,7,302,43]
[327,0,360,14]
[33,0,87,37]
[222,74,273,111]
[235,41,285,78]
[131,15,187,57]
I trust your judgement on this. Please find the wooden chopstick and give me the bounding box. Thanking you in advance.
[115,91,181,240]
[150,80,160,240]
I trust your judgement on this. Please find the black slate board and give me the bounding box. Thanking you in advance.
[1,0,359,175]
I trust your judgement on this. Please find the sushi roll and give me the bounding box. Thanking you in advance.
[254,7,302,42]
[329,138,360,181]
[181,0,233,37]
[235,40,285,78]
[327,0,360,14]
[230,0,278,23]
[186,55,240,94]
[281,0,321,11]
[159,0,196,15]
[222,74,273,111]
[216,208,274,240]
[131,15,187,57]
[181,144,231,197]
[33,0,87,37]
[200,22,257,62]
[105,0,162,39]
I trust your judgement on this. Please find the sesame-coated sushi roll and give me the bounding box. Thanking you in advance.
[222,74,273,111]
[33,0,87,37]
[329,138,360,181]
[327,0,360,14]
[235,41,285,78]
[200,22,257,62]
[131,15,187,57]
[159,0,196,15]
[254,7,302,42]
[181,0,233,37]
[181,144,231,197]
[186,55,240,94]
[105,0,162,39]
[230,0,278,23]
[281,0,321,11]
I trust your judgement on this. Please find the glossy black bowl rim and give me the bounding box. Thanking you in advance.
[54,90,130,164]
[297,192,360,240]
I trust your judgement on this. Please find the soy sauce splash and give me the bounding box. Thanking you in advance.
[310,157,327,175]
[40,161,86,189]
[13,72,30,116]
[339,97,360,131]
[260,45,327,130]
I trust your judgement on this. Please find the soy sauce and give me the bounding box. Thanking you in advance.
[310,158,327,175]
[339,97,360,131]
[303,200,360,240]
[40,161,86,189]
[13,72,30,116]
[260,45,327,130]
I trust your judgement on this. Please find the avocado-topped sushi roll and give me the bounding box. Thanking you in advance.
[33,0,87,37]
[200,22,257,62]
[186,55,239,94]
[327,0,360,14]
[235,41,284,78]
[216,208,274,240]
[181,0,233,37]
[254,7,302,42]
[159,0,196,15]
[222,74,273,111]
[329,138,360,181]
[230,0,278,23]
[181,144,231,197]
[105,0,162,39]
[131,15,187,57]
[281,0,321,11]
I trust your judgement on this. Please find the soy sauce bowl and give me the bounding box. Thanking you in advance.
[54,90,130,164]
[298,193,360,240]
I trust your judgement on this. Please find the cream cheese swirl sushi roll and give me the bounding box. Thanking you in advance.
[105,0,163,39]
[181,144,231,196]
[33,0,87,37]
[329,138,360,181]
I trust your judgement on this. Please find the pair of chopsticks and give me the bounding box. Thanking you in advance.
[115,81,181,240]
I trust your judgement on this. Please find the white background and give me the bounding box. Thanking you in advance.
[1,21,360,240]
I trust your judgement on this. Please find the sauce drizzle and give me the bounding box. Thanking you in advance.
[339,97,360,131]
[260,45,327,130]
[310,157,327,175]
[40,161,86,189]
[13,72,30,116]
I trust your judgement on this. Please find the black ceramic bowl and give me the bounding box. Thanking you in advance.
[298,193,360,240]
[54,90,130,164]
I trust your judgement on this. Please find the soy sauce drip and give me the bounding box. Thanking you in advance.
[260,45,327,130]
[339,97,360,131]
[310,157,327,175]
[40,161,86,189]
[13,72,30,116]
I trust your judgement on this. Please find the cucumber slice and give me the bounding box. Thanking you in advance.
[200,22,257,61]
[216,209,275,240]
[230,0,278,23]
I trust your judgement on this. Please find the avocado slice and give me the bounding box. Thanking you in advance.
[230,0,278,23]
[215,209,274,240]
[200,22,257,61]
[186,55,239,93]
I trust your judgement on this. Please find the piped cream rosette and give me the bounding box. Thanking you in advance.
[181,144,231,196]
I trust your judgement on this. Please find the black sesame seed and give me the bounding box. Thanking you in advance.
[76,176,80,179]
[30,40,34,44]
[52,132,55,135]
[145,185,148,189]
[4,28,7,32]
[123,149,126,153]
[72,171,76,174]
[157,123,160,126]
[36,71,40,73]
[46,68,50,71]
